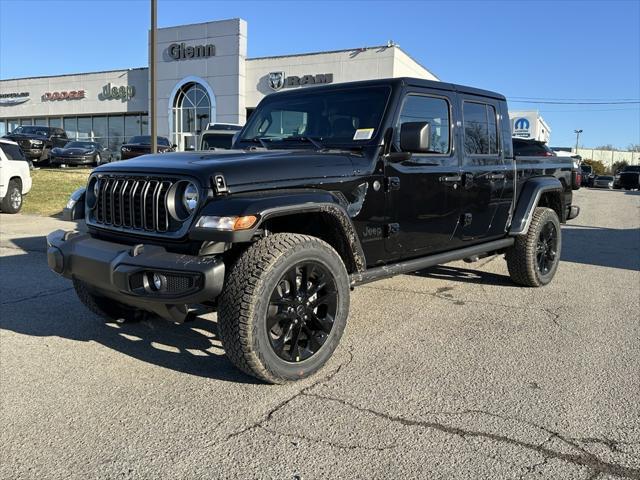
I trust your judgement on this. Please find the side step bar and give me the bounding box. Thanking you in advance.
[350,238,515,286]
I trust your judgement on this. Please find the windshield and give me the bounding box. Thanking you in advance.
[128,136,170,146]
[12,126,50,136]
[201,133,234,150]
[238,86,391,148]
[65,141,100,149]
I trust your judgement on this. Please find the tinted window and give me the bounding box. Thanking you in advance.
[11,125,51,136]
[396,95,450,154]
[513,140,544,156]
[463,102,498,155]
[201,133,234,150]
[1,142,26,160]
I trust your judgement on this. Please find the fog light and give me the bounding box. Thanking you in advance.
[152,273,166,291]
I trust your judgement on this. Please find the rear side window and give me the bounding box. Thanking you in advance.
[396,95,450,154]
[1,143,26,161]
[463,102,498,155]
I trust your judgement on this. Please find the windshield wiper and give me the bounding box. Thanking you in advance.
[244,137,270,149]
[278,136,324,150]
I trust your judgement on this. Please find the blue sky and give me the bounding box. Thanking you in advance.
[1,0,638,148]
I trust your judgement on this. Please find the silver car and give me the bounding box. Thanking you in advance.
[593,175,614,189]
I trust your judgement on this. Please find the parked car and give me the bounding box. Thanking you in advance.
[617,165,640,190]
[512,138,556,157]
[580,164,595,187]
[3,125,68,165]
[200,124,243,150]
[592,175,614,189]
[48,77,579,383]
[120,136,175,160]
[50,141,113,167]
[0,138,32,213]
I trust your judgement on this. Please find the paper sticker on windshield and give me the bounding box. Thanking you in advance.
[353,128,374,140]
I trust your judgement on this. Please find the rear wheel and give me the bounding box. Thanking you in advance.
[217,233,350,383]
[506,207,561,287]
[73,279,142,323]
[1,179,23,214]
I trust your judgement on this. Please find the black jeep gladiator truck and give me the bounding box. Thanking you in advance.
[3,125,69,164]
[47,77,579,383]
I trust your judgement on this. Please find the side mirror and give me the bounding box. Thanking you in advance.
[172,144,178,149]
[400,121,431,153]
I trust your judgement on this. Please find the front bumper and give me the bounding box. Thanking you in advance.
[50,155,94,165]
[46,230,225,322]
[22,147,44,159]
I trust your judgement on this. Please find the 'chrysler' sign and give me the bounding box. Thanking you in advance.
[0,92,30,106]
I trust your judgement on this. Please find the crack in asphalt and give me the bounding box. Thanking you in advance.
[1,286,73,305]
[295,394,640,479]
[363,283,585,339]
[224,345,355,442]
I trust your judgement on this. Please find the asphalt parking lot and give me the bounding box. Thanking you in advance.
[1,188,639,479]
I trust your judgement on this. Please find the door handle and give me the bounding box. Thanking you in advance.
[488,173,505,180]
[439,175,462,183]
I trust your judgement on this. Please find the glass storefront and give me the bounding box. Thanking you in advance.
[1,113,147,159]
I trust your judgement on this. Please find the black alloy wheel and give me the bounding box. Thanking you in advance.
[536,222,558,276]
[267,261,338,362]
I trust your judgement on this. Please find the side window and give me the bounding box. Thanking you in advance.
[397,95,450,154]
[463,101,499,155]
[1,143,26,161]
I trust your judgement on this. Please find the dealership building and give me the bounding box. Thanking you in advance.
[0,18,437,153]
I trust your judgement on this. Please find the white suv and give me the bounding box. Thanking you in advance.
[0,139,32,214]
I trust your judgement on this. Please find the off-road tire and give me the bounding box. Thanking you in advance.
[73,278,141,323]
[217,233,350,384]
[1,179,22,214]
[506,207,561,287]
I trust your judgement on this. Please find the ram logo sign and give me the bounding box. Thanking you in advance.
[512,117,532,138]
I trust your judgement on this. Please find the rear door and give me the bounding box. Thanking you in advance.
[456,97,510,241]
[385,89,464,256]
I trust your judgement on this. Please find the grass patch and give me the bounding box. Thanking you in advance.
[22,168,90,216]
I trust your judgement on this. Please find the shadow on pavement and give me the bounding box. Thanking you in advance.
[561,225,640,271]
[0,237,260,385]
[409,263,517,287]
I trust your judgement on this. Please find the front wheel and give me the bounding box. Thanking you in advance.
[73,279,142,323]
[217,233,350,384]
[94,153,102,166]
[505,207,561,287]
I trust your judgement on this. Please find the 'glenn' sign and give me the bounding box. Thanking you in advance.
[168,43,215,60]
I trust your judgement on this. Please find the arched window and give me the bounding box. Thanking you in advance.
[171,82,212,150]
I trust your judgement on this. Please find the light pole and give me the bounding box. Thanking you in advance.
[150,0,157,154]
[574,129,583,154]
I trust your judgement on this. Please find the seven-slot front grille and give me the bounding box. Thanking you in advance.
[93,175,176,233]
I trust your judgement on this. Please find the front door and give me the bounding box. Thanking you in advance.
[456,97,509,241]
[385,90,463,256]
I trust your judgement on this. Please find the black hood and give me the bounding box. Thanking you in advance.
[95,149,357,190]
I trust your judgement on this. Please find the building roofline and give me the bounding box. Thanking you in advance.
[0,67,148,83]
[248,44,439,81]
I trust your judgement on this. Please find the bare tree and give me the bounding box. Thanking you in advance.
[626,144,640,152]
[595,144,615,151]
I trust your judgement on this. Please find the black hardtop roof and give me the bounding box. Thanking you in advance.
[265,77,506,101]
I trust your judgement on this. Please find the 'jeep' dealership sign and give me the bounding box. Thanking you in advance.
[268,72,333,91]
[168,43,215,60]
[99,83,135,101]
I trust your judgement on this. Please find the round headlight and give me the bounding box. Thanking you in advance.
[182,183,199,213]
[86,176,99,209]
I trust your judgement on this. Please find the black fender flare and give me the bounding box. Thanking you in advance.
[190,189,367,272]
[509,177,564,236]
